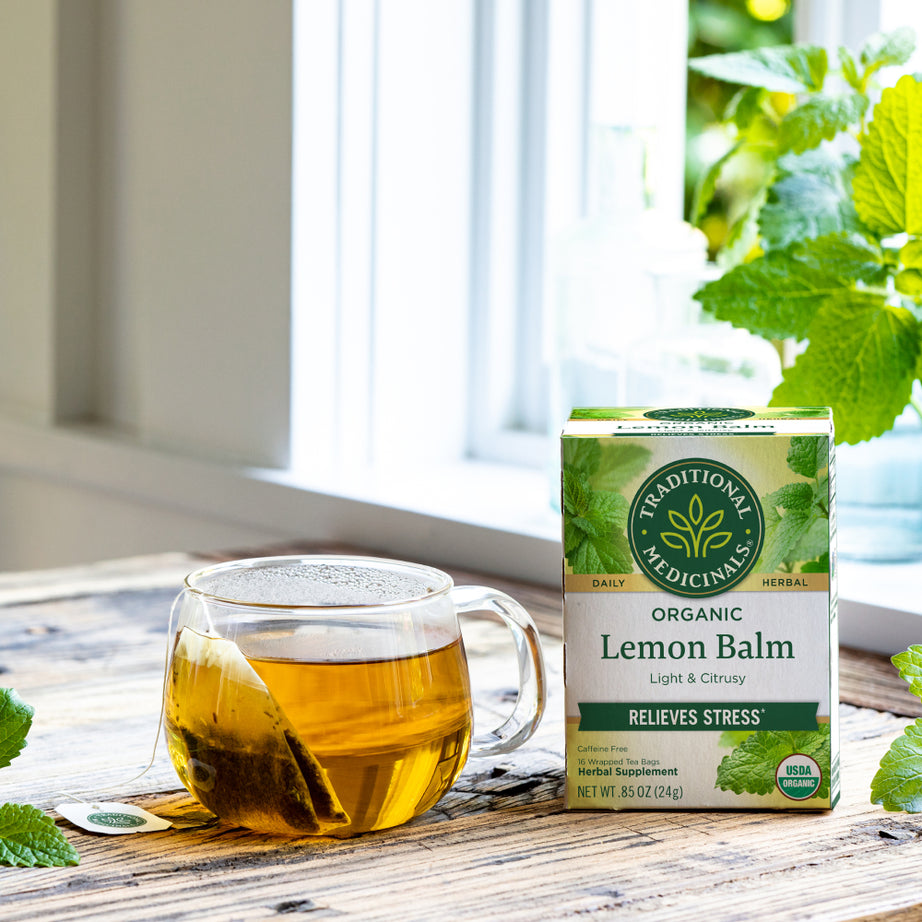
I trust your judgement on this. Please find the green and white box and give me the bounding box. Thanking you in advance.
[562,407,838,811]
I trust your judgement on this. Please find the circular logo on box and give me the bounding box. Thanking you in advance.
[643,408,755,422]
[775,754,822,800]
[628,458,763,598]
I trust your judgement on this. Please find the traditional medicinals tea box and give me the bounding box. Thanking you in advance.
[561,407,838,811]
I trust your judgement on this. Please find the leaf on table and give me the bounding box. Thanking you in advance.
[0,803,79,867]
[853,75,922,236]
[689,45,828,94]
[716,726,830,798]
[0,688,34,770]
[694,249,848,340]
[891,646,922,700]
[769,289,921,443]
[871,718,922,813]
[778,93,868,155]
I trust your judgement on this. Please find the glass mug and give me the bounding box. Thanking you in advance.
[163,555,546,836]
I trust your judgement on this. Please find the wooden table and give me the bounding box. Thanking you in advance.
[2,546,922,920]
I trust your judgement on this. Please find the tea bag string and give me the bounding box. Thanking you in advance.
[56,587,186,808]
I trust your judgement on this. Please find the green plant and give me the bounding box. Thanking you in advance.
[757,434,829,573]
[562,439,651,574]
[689,27,922,445]
[0,688,79,866]
[872,646,922,812]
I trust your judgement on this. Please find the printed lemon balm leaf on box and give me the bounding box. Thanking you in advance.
[562,438,651,576]
[758,435,830,574]
[716,725,831,799]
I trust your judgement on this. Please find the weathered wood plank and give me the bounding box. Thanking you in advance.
[1,551,921,922]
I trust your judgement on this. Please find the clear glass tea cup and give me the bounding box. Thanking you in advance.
[163,555,546,836]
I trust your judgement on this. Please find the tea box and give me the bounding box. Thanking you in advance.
[561,407,838,810]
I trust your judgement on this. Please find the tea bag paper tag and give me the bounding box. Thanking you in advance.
[56,801,172,834]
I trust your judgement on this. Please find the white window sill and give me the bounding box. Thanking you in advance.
[0,413,916,656]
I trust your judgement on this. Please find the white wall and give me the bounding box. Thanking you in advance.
[0,1,297,570]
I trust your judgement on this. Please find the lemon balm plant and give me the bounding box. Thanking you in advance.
[0,688,79,866]
[690,27,922,445]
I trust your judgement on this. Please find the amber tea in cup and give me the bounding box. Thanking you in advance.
[164,556,546,836]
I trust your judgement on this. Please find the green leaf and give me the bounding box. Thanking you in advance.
[758,505,812,573]
[719,730,755,749]
[718,182,771,268]
[787,434,829,479]
[694,249,847,340]
[770,290,921,443]
[563,479,632,576]
[568,528,633,576]
[853,75,922,236]
[762,482,815,513]
[759,150,862,250]
[562,438,600,478]
[725,87,767,132]
[891,645,922,699]
[716,726,830,797]
[899,238,922,269]
[689,45,828,94]
[790,233,887,287]
[839,46,862,91]
[790,516,832,566]
[0,689,34,770]
[589,442,652,493]
[0,803,79,867]
[778,94,868,155]
[895,269,922,296]
[563,468,593,519]
[800,551,830,574]
[691,141,743,225]
[871,718,922,812]
[860,27,917,78]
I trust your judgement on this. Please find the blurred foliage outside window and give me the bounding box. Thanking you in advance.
[686,0,794,260]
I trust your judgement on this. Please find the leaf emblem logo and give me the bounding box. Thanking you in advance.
[660,494,733,558]
[627,458,764,599]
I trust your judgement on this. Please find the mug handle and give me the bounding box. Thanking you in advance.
[451,586,547,757]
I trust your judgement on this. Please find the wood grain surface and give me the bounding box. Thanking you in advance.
[0,548,921,921]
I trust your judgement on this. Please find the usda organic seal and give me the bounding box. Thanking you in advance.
[628,458,764,598]
[775,754,823,800]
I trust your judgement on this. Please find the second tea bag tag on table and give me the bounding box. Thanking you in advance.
[56,801,172,834]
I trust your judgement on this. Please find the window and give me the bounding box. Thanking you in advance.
[1,1,921,642]
[290,0,692,484]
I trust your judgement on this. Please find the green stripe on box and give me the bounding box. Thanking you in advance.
[578,701,819,732]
